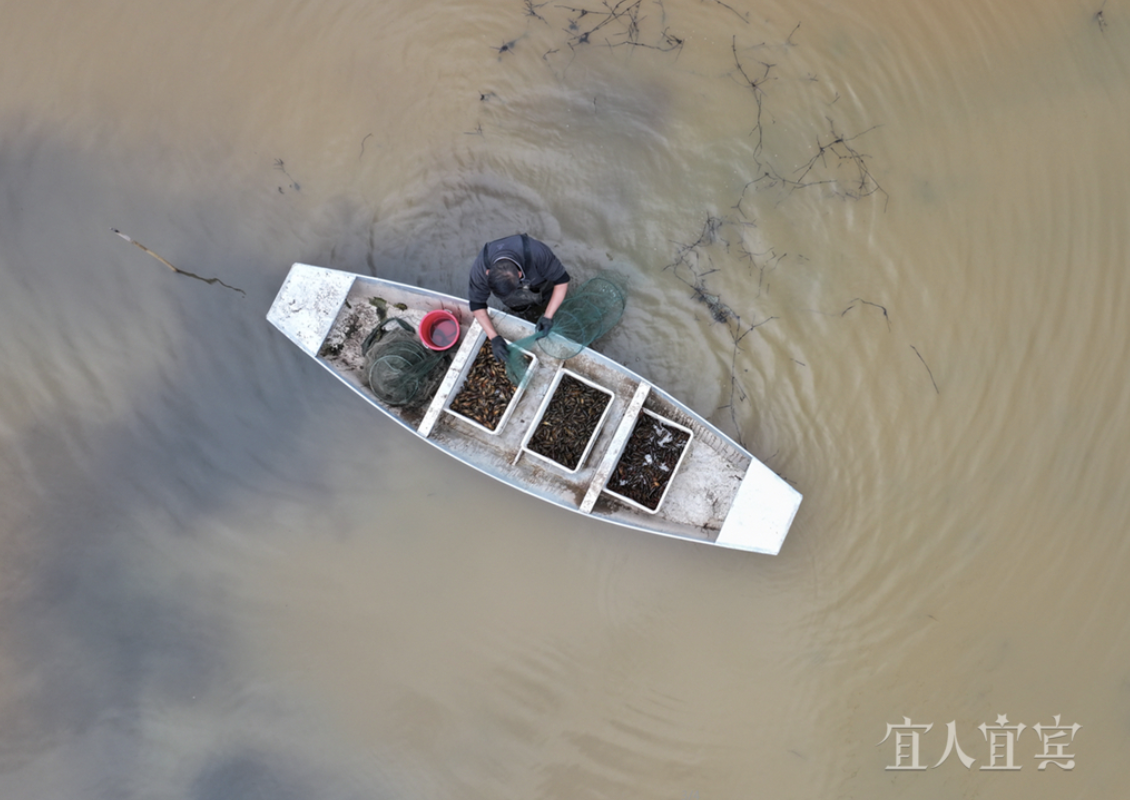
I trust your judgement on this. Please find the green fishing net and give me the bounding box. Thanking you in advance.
[506,276,626,383]
[362,317,451,407]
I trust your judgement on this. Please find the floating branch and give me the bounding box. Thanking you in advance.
[720,315,778,445]
[551,0,682,53]
[663,217,727,298]
[728,25,801,168]
[358,133,373,161]
[733,174,773,219]
[664,218,736,320]
[664,216,773,315]
[556,0,639,47]
[704,0,749,24]
[493,37,520,56]
[273,158,300,191]
[749,247,786,297]
[773,118,889,209]
[693,285,735,323]
[668,215,726,264]
[614,25,685,54]
[910,345,939,394]
[663,215,786,442]
[730,36,776,158]
[524,0,550,23]
[111,229,245,296]
[659,28,685,51]
[841,298,891,331]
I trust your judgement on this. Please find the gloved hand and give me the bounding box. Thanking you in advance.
[490,335,510,363]
[535,315,554,339]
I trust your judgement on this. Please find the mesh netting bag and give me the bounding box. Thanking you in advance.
[362,317,451,407]
[506,276,626,383]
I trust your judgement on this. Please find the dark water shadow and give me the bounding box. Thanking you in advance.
[0,125,394,795]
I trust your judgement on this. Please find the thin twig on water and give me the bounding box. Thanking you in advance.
[524,0,549,23]
[705,0,749,23]
[770,118,888,209]
[730,36,775,158]
[910,345,939,394]
[111,229,246,296]
[273,159,300,191]
[1094,0,1108,32]
[841,298,891,331]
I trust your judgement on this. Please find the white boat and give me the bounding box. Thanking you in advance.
[267,263,801,554]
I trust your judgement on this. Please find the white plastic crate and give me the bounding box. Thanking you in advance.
[519,367,615,474]
[442,331,538,436]
[601,408,695,514]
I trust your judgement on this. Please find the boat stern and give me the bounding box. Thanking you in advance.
[266,263,357,356]
[715,458,802,555]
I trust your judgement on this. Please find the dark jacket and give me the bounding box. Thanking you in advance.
[468,234,570,312]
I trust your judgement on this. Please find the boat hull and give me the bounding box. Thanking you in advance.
[268,264,801,553]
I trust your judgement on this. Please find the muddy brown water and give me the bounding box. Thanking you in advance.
[1,0,1128,797]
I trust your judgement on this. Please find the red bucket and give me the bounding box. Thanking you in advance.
[418,310,460,351]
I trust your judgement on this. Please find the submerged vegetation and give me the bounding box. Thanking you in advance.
[469,0,926,447]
